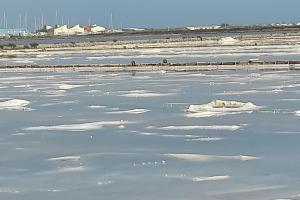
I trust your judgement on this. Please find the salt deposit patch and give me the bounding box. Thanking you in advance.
[118,90,174,98]
[24,120,129,132]
[58,84,83,90]
[186,137,224,142]
[48,156,81,162]
[43,90,66,96]
[192,175,230,182]
[41,100,79,107]
[106,109,150,114]
[164,153,259,162]
[219,37,240,45]
[56,166,86,173]
[186,100,260,118]
[166,174,230,182]
[48,155,86,174]
[0,99,30,110]
[88,105,107,109]
[0,187,21,194]
[97,181,114,186]
[157,125,242,131]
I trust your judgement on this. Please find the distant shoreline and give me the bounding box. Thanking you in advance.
[2,24,300,41]
[0,62,299,73]
[1,27,300,73]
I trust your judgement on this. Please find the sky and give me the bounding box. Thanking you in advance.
[0,0,300,30]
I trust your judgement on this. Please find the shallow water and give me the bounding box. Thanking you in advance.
[1,44,300,66]
[0,70,300,200]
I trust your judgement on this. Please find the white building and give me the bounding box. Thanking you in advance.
[90,25,106,33]
[69,24,85,35]
[45,24,107,36]
[51,25,69,36]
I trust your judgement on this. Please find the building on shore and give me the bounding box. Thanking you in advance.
[68,24,85,35]
[186,25,221,31]
[84,24,106,34]
[38,24,106,36]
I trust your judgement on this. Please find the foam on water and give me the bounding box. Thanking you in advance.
[156,125,242,131]
[118,90,175,98]
[0,99,30,110]
[41,100,79,107]
[186,137,224,142]
[58,84,83,90]
[106,109,150,114]
[56,166,87,173]
[192,175,230,182]
[24,120,129,132]
[166,174,230,182]
[48,156,81,162]
[164,154,259,161]
[0,188,21,194]
[88,105,107,109]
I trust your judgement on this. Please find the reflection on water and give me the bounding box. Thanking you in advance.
[0,70,300,200]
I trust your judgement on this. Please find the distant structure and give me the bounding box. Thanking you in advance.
[37,24,106,36]
[0,28,28,37]
[186,25,221,31]
[122,28,145,32]
[84,24,106,34]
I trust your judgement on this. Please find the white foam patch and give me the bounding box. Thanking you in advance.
[186,100,260,118]
[166,174,230,182]
[164,153,259,161]
[58,84,83,90]
[97,181,114,186]
[157,125,242,131]
[106,109,150,114]
[56,166,86,173]
[118,90,174,98]
[41,100,79,107]
[214,90,260,96]
[43,90,66,96]
[48,156,81,162]
[13,60,35,64]
[0,99,30,110]
[24,120,129,132]
[186,137,224,142]
[295,111,300,117]
[14,85,33,88]
[274,199,292,200]
[88,105,107,109]
[46,154,87,174]
[0,187,21,194]
[192,175,230,182]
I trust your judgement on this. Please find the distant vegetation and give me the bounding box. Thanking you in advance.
[29,43,39,48]
[0,43,19,50]
[7,43,17,49]
[0,42,39,50]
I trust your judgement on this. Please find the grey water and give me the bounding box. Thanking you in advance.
[1,45,300,67]
[0,70,300,200]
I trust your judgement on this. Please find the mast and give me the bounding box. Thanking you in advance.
[56,10,58,25]
[110,12,113,30]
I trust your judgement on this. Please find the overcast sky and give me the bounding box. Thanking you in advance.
[1,0,300,29]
